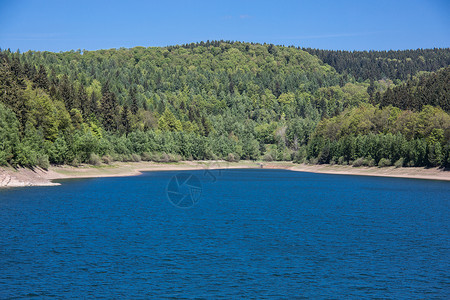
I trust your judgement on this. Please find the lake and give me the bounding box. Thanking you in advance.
[0,169,449,298]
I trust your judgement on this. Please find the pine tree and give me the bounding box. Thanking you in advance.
[34,65,49,91]
[121,105,131,136]
[100,89,118,131]
[59,75,74,109]
[77,85,88,115]
[130,86,138,114]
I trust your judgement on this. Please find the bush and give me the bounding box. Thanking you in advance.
[120,154,134,162]
[131,153,141,162]
[88,153,101,166]
[353,157,376,167]
[378,158,392,167]
[70,158,79,167]
[262,153,274,162]
[338,156,346,165]
[168,153,182,162]
[309,157,319,164]
[366,158,375,167]
[102,155,113,164]
[352,157,365,167]
[406,160,415,167]
[37,155,50,170]
[159,152,170,162]
[226,153,239,162]
[394,158,404,168]
[281,150,292,161]
[293,147,307,164]
[148,152,181,163]
[141,152,150,161]
[330,156,338,165]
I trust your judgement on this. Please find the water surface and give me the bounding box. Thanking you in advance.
[0,169,449,298]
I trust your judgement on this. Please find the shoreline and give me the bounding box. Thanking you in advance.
[1,161,449,188]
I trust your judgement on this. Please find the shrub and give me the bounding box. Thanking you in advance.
[102,155,113,164]
[309,157,319,164]
[168,153,182,162]
[366,159,375,167]
[338,156,346,165]
[406,160,415,167]
[330,156,338,165]
[88,153,101,166]
[37,154,50,170]
[143,152,162,162]
[226,153,239,162]
[131,153,141,162]
[378,158,392,167]
[281,150,292,161]
[293,147,307,164]
[70,158,79,167]
[394,158,404,168]
[262,153,274,162]
[160,153,170,162]
[141,152,151,161]
[352,157,365,167]
[147,152,181,163]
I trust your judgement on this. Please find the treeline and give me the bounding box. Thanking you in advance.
[0,42,449,168]
[303,48,450,82]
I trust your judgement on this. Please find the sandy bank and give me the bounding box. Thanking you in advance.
[0,161,449,188]
[290,164,450,181]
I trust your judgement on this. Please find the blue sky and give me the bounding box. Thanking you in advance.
[0,0,449,52]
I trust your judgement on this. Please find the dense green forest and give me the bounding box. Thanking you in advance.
[0,41,449,169]
[303,48,450,82]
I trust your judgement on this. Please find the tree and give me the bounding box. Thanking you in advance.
[130,86,138,114]
[0,102,20,165]
[77,85,88,115]
[59,74,74,109]
[121,105,131,136]
[158,108,182,131]
[33,65,49,91]
[100,89,118,131]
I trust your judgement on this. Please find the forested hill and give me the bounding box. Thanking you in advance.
[303,48,450,82]
[0,41,449,169]
[9,42,340,109]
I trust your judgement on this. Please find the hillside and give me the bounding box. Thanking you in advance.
[0,42,449,168]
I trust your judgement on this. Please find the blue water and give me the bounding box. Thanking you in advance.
[0,169,449,299]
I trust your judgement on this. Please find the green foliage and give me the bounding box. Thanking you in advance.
[378,158,392,167]
[379,67,450,112]
[0,103,20,165]
[37,154,50,170]
[304,48,450,82]
[158,108,182,131]
[394,158,404,168]
[88,153,101,166]
[0,43,448,168]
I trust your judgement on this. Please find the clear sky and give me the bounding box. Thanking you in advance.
[0,0,449,52]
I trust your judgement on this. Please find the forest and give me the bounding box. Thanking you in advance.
[0,41,449,169]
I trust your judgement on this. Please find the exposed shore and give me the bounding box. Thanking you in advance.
[1,161,449,188]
